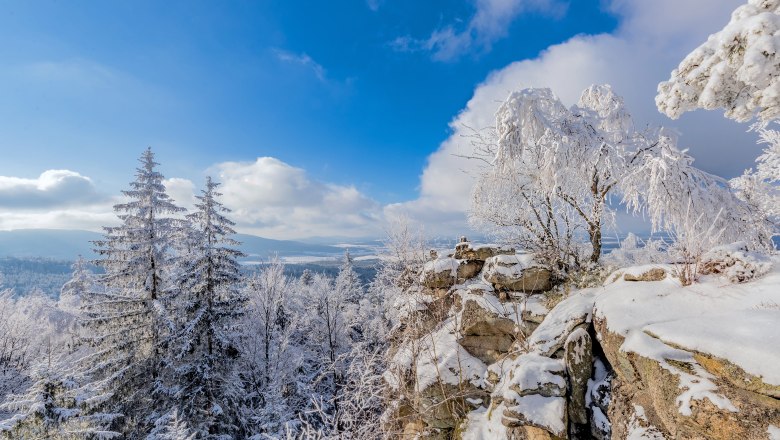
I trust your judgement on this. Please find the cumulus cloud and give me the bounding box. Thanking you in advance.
[392,0,567,61]
[208,157,382,239]
[0,170,105,208]
[164,177,197,211]
[391,0,755,236]
[1,159,382,240]
[0,169,118,231]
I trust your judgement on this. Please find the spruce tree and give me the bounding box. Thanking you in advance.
[0,358,119,439]
[79,148,184,434]
[167,177,246,438]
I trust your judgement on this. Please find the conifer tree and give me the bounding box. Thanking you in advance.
[0,358,118,439]
[79,148,184,433]
[166,177,246,438]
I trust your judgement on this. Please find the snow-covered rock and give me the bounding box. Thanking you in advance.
[482,254,552,293]
[699,242,773,283]
[595,258,780,439]
[528,290,596,357]
[565,327,593,425]
[420,257,459,289]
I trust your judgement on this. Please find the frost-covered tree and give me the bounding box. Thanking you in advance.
[731,128,780,231]
[298,346,386,440]
[79,148,184,433]
[147,409,195,440]
[621,133,775,251]
[165,177,246,438]
[0,359,118,439]
[471,85,643,267]
[472,85,773,269]
[334,250,362,305]
[656,0,780,124]
[58,257,92,316]
[58,257,95,352]
[240,258,305,436]
[656,1,780,243]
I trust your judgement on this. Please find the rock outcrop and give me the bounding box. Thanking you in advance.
[482,254,552,293]
[387,240,780,440]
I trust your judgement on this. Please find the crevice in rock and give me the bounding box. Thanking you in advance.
[580,322,614,440]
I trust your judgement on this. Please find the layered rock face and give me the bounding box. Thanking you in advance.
[385,240,780,440]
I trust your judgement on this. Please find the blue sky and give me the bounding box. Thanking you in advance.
[0,0,754,239]
[0,0,615,200]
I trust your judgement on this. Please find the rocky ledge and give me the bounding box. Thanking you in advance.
[386,239,780,440]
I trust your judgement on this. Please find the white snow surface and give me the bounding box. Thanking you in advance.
[482,253,542,279]
[462,405,509,439]
[520,293,549,318]
[626,405,666,440]
[388,318,486,391]
[495,353,566,397]
[528,290,597,355]
[422,257,459,277]
[768,425,780,440]
[503,394,566,436]
[596,257,780,386]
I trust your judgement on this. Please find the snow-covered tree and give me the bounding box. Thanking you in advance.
[240,258,304,436]
[471,85,643,267]
[656,0,780,124]
[472,85,773,270]
[298,346,386,440]
[58,257,95,352]
[0,358,118,439]
[58,257,92,316]
[79,148,184,433]
[165,177,246,438]
[147,409,195,440]
[731,128,780,235]
[657,0,780,244]
[621,133,775,251]
[334,251,362,305]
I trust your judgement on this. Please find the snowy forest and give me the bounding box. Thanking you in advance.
[1,0,779,439]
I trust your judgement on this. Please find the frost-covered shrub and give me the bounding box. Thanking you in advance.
[700,242,773,283]
[603,233,667,267]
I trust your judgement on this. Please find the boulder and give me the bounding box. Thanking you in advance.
[503,354,567,399]
[699,242,772,283]
[595,318,780,440]
[623,267,667,282]
[483,254,552,293]
[528,291,596,357]
[564,327,593,425]
[506,425,564,440]
[420,258,459,289]
[502,394,568,438]
[521,294,551,325]
[458,299,517,363]
[454,240,515,262]
[417,382,488,429]
[457,260,483,281]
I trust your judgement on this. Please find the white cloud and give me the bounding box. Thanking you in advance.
[0,159,383,240]
[0,170,105,208]
[273,49,327,82]
[393,0,566,61]
[0,169,118,231]
[209,157,382,239]
[392,0,755,237]
[164,177,197,211]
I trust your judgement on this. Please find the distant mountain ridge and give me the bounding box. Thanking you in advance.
[0,229,347,261]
